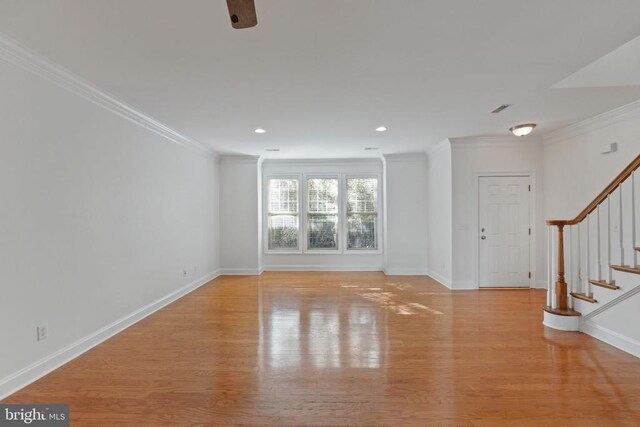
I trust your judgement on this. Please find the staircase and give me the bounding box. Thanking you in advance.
[543,155,640,357]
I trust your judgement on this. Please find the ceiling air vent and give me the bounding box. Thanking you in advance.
[490,104,511,114]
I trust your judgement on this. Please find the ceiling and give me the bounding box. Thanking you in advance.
[1,0,640,158]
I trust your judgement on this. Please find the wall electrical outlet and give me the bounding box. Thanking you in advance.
[183,270,188,279]
[37,324,48,341]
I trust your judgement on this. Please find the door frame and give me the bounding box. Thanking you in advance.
[473,171,536,288]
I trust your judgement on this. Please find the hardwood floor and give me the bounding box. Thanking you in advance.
[3,272,640,426]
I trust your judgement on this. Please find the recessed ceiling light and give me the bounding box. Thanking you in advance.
[254,128,266,134]
[509,123,536,137]
[364,147,379,151]
[266,148,280,152]
[375,126,387,132]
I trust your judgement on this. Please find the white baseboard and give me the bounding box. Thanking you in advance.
[451,281,477,290]
[582,320,640,358]
[426,270,452,289]
[0,269,221,400]
[534,280,548,289]
[261,265,383,272]
[382,268,429,276]
[220,268,262,275]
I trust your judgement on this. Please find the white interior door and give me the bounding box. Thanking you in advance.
[478,176,531,287]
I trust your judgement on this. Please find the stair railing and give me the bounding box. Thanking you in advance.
[545,154,640,313]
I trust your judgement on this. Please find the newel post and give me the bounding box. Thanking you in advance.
[547,220,569,310]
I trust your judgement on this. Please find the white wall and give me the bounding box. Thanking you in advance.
[426,142,453,287]
[543,102,640,220]
[260,159,384,271]
[384,154,429,275]
[0,58,219,392]
[450,137,545,289]
[219,156,260,274]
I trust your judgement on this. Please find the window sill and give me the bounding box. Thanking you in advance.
[264,250,303,255]
[303,250,342,255]
[343,249,382,255]
[264,249,382,255]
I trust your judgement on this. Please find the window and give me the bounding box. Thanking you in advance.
[264,170,381,255]
[307,178,339,250]
[346,178,378,250]
[267,178,299,250]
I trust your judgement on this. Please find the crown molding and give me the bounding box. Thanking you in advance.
[383,153,428,163]
[219,154,261,164]
[262,157,383,167]
[449,136,542,149]
[543,99,640,145]
[425,139,451,156]
[0,32,214,157]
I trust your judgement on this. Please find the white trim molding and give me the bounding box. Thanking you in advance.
[0,31,213,157]
[535,280,548,289]
[543,311,580,331]
[383,153,428,163]
[219,155,261,164]
[220,268,263,275]
[262,265,383,272]
[425,139,451,157]
[451,281,477,290]
[427,270,453,289]
[582,321,640,358]
[263,158,383,167]
[544,99,640,145]
[449,136,542,149]
[0,269,221,400]
[383,268,429,276]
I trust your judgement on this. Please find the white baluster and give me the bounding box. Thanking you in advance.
[632,172,637,267]
[596,204,602,283]
[607,194,612,283]
[547,225,552,308]
[577,222,582,294]
[620,184,625,266]
[586,214,591,297]
[569,225,574,310]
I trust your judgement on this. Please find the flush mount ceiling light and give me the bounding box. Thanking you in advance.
[254,128,266,134]
[509,123,536,137]
[375,126,388,132]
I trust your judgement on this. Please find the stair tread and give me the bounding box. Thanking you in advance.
[542,306,581,316]
[570,292,597,303]
[611,265,640,274]
[589,280,620,290]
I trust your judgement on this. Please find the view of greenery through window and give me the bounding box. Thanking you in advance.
[307,178,339,249]
[267,176,378,252]
[268,179,298,250]
[347,178,378,249]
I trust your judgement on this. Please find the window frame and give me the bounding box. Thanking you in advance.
[264,174,302,254]
[262,171,383,255]
[303,173,342,254]
[342,174,382,254]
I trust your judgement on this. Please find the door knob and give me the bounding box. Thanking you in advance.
[481,235,486,240]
